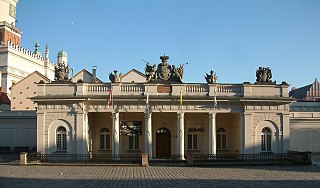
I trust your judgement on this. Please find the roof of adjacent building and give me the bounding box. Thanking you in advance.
[10,71,51,90]
[120,69,146,83]
[122,69,146,78]
[72,69,103,83]
[289,79,320,101]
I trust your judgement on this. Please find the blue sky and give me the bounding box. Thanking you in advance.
[17,0,320,88]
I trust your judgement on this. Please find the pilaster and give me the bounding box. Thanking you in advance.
[281,113,290,152]
[36,112,45,153]
[75,112,87,154]
[240,112,253,154]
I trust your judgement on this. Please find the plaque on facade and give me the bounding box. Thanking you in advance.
[145,55,185,83]
[157,85,172,93]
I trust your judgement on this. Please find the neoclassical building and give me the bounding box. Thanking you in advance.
[33,55,294,159]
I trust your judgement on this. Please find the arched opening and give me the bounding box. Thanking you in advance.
[156,127,171,158]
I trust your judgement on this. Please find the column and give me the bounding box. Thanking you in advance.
[144,111,153,159]
[177,112,185,160]
[86,112,93,154]
[112,112,120,157]
[85,112,89,153]
[209,112,216,155]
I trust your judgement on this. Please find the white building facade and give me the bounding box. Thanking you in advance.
[32,57,293,158]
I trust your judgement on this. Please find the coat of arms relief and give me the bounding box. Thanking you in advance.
[145,55,185,83]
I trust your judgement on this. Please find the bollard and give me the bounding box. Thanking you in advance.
[141,153,149,167]
[20,152,28,165]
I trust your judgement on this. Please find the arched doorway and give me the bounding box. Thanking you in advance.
[156,127,171,158]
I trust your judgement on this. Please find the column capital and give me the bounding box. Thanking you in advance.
[209,112,216,118]
[242,112,253,117]
[112,111,119,118]
[281,112,290,116]
[177,112,185,118]
[83,101,89,113]
[145,109,152,116]
[145,112,152,119]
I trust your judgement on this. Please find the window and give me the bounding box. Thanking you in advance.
[188,133,198,150]
[129,135,139,150]
[217,128,227,150]
[261,127,272,152]
[100,128,110,150]
[56,126,67,151]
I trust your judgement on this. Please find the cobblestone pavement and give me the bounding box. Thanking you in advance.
[0,163,319,188]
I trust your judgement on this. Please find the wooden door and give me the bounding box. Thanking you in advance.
[156,128,171,158]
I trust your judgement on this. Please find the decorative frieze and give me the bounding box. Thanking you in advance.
[38,103,83,111]
[245,104,288,111]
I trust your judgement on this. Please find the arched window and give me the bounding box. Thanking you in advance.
[100,128,110,150]
[217,127,227,150]
[56,126,67,151]
[261,127,272,152]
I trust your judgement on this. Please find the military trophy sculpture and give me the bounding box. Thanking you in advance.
[205,70,218,84]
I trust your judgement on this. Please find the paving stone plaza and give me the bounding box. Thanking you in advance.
[0,154,320,188]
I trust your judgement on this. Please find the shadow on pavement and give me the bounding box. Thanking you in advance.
[0,153,19,165]
[0,177,319,187]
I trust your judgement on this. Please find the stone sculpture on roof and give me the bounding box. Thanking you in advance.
[205,70,218,84]
[54,61,70,82]
[109,70,123,83]
[255,67,275,84]
[145,55,185,83]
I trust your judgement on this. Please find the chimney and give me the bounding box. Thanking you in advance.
[92,66,97,83]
